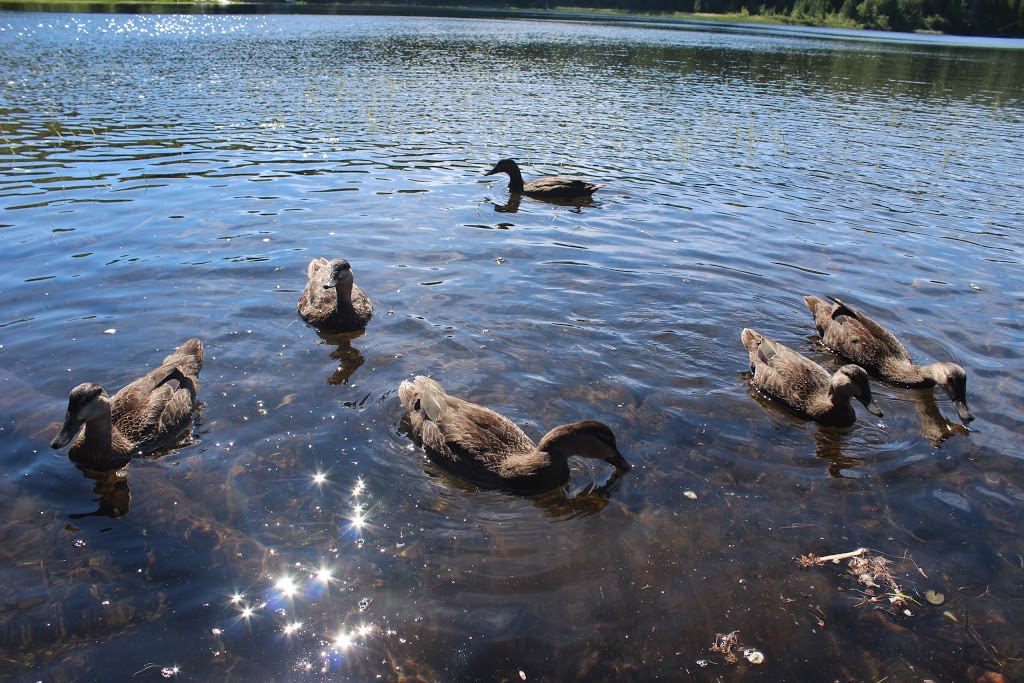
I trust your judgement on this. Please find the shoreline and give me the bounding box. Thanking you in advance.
[2,1,1020,40]
[0,1,873,31]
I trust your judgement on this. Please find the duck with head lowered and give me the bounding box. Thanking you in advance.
[298,258,373,334]
[803,295,973,424]
[51,338,205,471]
[398,375,632,494]
[741,328,883,428]
[485,158,603,199]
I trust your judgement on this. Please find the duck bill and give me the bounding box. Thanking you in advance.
[323,274,339,289]
[862,398,884,418]
[954,400,974,424]
[484,167,498,176]
[50,415,81,449]
[607,452,633,472]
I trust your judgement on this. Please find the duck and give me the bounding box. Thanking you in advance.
[803,295,973,424]
[484,158,603,199]
[297,258,373,333]
[398,375,632,493]
[741,328,883,427]
[50,338,205,471]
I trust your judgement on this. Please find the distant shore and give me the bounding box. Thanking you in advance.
[0,0,873,32]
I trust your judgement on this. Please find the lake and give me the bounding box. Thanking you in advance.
[1,9,1023,682]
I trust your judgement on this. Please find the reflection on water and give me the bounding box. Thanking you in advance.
[1,9,1023,682]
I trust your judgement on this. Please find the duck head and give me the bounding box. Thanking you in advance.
[834,365,884,417]
[324,259,354,290]
[51,382,109,449]
[485,158,519,177]
[542,420,632,471]
[930,362,973,423]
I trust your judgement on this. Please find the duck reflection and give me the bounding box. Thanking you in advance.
[908,387,970,444]
[744,381,863,478]
[416,456,628,518]
[488,193,596,214]
[531,468,629,518]
[68,466,132,519]
[811,428,862,478]
[316,329,366,386]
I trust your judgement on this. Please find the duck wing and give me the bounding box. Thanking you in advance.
[524,176,602,198]
[744,330,829,410]
[826,298,911,368]
[298,258,335,323]
[435,400,535,466]
[109,341,202,451]
[108,366,197,453]
[400,376,534,467]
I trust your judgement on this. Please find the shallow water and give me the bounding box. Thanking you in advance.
[1,10,1023,681]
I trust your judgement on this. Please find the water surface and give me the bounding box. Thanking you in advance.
[1,11,1023,682]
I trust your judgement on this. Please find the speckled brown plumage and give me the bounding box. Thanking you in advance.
[485,158,603,199]
[50,338,204,471]
[804,295,973,424]
[398,375,631,493]
[741,328,882,428]
[297,258,373,333]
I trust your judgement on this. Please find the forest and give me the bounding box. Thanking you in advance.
[540,0,1024,35]
[392,0,1024,36]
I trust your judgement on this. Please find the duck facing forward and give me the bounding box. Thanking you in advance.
[298,258,373,334]
[485,158,603,199]
[803,295,973,424]
[741,328,882,427]
[398,375,631,493]
[51,338,205,471]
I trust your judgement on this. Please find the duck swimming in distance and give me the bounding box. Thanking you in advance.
[741,328,882,428]
[51,338,205,471]
[803,295,972,424]
[298,258,373,334]
[399,375,631,493]
[485,158,603,199]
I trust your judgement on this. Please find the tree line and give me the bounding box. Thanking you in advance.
[447,0,1024,36]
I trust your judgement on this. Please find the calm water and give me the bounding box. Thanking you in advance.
[1,11,1023,682]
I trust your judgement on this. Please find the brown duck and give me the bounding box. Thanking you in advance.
[804,295,973,424]
[50,338,204,471]
[742,328,882,427]
[398,375,631,493]
[297,258,373,333]
[485,158,603,199]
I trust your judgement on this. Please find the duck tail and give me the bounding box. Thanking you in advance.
[168,338,205,377]
[803,295,829,316]
[740,328,762,353]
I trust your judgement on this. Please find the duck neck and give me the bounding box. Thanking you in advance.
[817,390,856,427]
[526,447,571,483]
[504,166,525,193]
[76,411,116,463]
[334,280,355,310]
[880,359,931,387]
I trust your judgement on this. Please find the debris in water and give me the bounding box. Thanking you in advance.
[796,547,867,567]
[797,547,916,616]
[706,633,764,666]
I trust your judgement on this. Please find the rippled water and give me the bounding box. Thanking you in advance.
[1,10,1023,681]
